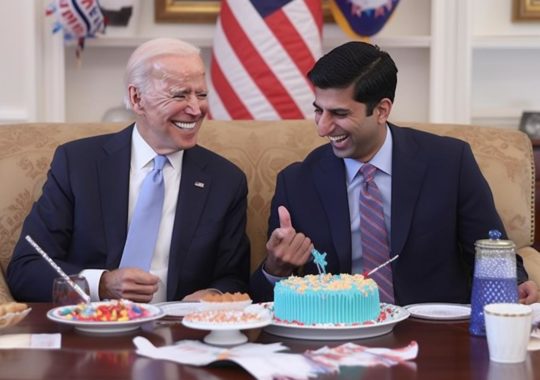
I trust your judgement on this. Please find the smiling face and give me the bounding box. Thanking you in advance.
[128,54,208,154]
[313,84,392,162]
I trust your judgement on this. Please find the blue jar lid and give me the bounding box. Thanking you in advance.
[475,229,515,249]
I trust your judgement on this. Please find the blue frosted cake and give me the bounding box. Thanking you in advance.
[273,273,380,325]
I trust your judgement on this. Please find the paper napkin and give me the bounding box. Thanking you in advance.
[133,337,314,379]
[133,337,418,379]
[0,334,61,349]
[305,341,419,372]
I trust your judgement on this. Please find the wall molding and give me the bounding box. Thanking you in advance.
[430,0,471,123]
[0,107,30,123]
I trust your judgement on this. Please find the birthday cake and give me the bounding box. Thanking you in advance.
[273,273,380,325]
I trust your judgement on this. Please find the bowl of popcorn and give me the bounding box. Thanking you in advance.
[0,302,31,331]
[199,292,252,311]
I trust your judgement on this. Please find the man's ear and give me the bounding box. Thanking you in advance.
[375,98,393,124]
[128,85,144,114]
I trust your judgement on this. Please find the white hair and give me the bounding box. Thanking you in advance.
[123,38,201,109]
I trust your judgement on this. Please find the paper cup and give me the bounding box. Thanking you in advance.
[484,303,532,363]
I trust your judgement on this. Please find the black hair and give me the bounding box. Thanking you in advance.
[307,41,398,115]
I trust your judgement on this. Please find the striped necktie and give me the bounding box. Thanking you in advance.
[359,163,394,304]
[120,155,167,271]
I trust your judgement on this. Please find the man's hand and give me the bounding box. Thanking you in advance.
[182,288,222,302]
[518,280,539,304]
[99,268,159,303]
[264,206,313,277]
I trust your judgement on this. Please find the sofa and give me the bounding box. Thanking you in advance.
[0,120,538,302]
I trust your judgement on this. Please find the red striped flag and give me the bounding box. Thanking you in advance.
[209,0,323,120]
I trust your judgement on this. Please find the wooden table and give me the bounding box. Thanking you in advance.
[0,303,538,379]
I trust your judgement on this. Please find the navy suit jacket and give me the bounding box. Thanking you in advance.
[250,124,528,304]
[7,125,250,301]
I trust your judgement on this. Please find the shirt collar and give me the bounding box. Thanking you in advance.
[132,124,184,170]
[344,124,393,183]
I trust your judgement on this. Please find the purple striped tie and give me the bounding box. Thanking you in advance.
[359,164,394,304]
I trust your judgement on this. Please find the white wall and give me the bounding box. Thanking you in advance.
[470,0,540,126]
[0,1,38,123]
[472,0,540,35]
[2,0,540,127]
[64,0,432,123]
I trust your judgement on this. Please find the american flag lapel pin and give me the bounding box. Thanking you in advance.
[194,181,205,188]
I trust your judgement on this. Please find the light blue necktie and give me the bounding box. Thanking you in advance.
[120,155,168,271]
[359,164,395,304]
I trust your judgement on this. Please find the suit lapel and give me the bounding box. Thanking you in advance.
[312,146,352,272]
[167,146,211,300]
[390,125,427,256]
[98,126,132,268]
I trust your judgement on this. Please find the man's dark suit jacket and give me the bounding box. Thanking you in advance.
[250,123,528,305]
[7,125,250,301]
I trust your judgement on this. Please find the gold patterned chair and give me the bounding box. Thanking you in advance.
[0,120,538,302]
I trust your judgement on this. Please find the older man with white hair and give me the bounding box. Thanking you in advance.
[7,38,250,303]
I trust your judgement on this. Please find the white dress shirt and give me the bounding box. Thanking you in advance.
[81,125,183,302]
[345,124,393,273]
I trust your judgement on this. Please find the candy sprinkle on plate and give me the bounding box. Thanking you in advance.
[57,300,150,322]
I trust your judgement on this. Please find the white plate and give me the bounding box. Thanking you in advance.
[182,313,272,331]
[182,305,272,345]
[404,303,471,321]
[264,303,410,340]
[154,301,200,317]
[47,301,165,334]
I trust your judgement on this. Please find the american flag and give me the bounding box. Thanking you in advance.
[209,0,323,120]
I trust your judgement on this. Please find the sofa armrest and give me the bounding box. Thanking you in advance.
[0,270,14,303]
